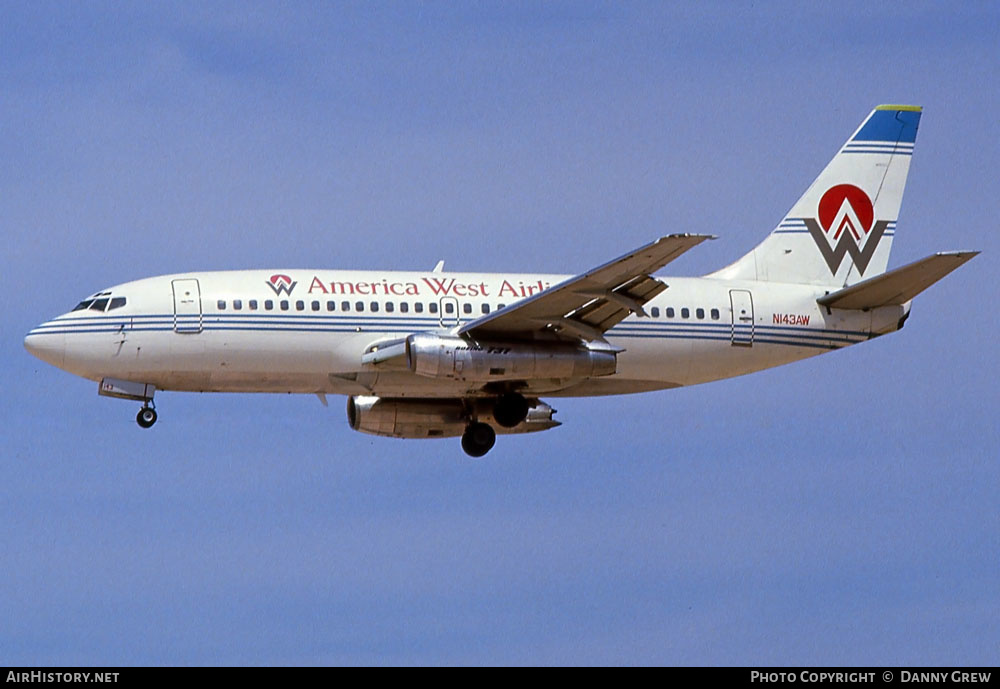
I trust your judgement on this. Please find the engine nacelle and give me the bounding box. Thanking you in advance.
[405,334,616,382]
[347,395,559,439]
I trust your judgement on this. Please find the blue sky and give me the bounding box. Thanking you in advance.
[3,2,998,665]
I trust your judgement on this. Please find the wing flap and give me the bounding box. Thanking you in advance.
[460,234,712,341]
[817,251,979,310]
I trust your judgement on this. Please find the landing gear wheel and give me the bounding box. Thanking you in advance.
[493,393,529,428]
[136,407,157,429]
[461,422,496,457]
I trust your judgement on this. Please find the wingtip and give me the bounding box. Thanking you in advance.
[660,233,717,241]
[938,251,982,265]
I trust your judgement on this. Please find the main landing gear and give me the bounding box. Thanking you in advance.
[136,404,157,429]
[461,422,496,458]
[459,393,530,457]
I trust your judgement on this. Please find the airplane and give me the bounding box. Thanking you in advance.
[24,105,978,457]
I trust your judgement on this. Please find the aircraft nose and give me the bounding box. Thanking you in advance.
[24,327,66,369]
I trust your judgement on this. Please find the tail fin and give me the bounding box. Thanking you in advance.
[710,105,922,286]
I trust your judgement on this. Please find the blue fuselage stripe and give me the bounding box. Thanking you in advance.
[28,312,869,350]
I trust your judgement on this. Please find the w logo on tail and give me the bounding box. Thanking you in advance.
[804,185,890,276]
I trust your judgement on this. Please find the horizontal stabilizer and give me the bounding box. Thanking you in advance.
[817,251,979,310]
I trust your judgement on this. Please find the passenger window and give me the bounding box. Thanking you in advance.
[265,300,273,311]
[108,297,126,311]
[89,298,109,312]
[463,303,472,314]
[666,307,675,318]
[327,301,335,311]
[249,300,258,310]
[400,302,409,313]
[233,299,242,310]
[295,300,304,311]
[355,301,364,312]
[429,303,438,314]
[481,304,490,314]
[217,300,226,310]
[414,302,423,313]
[370,301,379,312]
[444,302,454,314]
[681,308,690,319]
[711,308,720,320]
[342,301,350,311]
[651,307,660,317]
[386,302,394,313]
[498,303,506,310]
[280,300,289,311]
[311,301,320,311]
[696,308,705,319]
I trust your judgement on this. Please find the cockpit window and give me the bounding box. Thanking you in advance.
[73,292,125,312]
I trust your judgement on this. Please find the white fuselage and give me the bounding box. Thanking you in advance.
[24,269,906,399]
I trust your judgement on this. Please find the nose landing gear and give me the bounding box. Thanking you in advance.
[99,378,159,429]
[136,404,157,429]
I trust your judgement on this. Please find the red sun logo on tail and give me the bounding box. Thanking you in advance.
[805,185,889,275]
[818,184,873,241]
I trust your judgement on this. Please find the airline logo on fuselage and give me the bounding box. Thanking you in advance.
[804,184,890,275]
[266,274,297,296]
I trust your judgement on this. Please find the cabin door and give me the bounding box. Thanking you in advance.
[729,289,754,347]
[172,279,203,334]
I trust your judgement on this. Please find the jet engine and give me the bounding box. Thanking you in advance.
[365,334,617,382]
[346,395,559,439]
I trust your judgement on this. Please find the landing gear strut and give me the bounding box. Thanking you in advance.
[493,393,529,428]
[136,404,157,429]
[461,422,496,457]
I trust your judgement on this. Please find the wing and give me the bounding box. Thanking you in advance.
[458,234,713,343]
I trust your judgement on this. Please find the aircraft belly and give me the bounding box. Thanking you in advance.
[546,379,681,396]
[609,329,814,387]
[609,332,693,385]
[147,371,332,393]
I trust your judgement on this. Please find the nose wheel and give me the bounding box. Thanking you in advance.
[136,405,158,429]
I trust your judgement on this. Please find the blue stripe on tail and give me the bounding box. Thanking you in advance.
[852,109,921,143]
